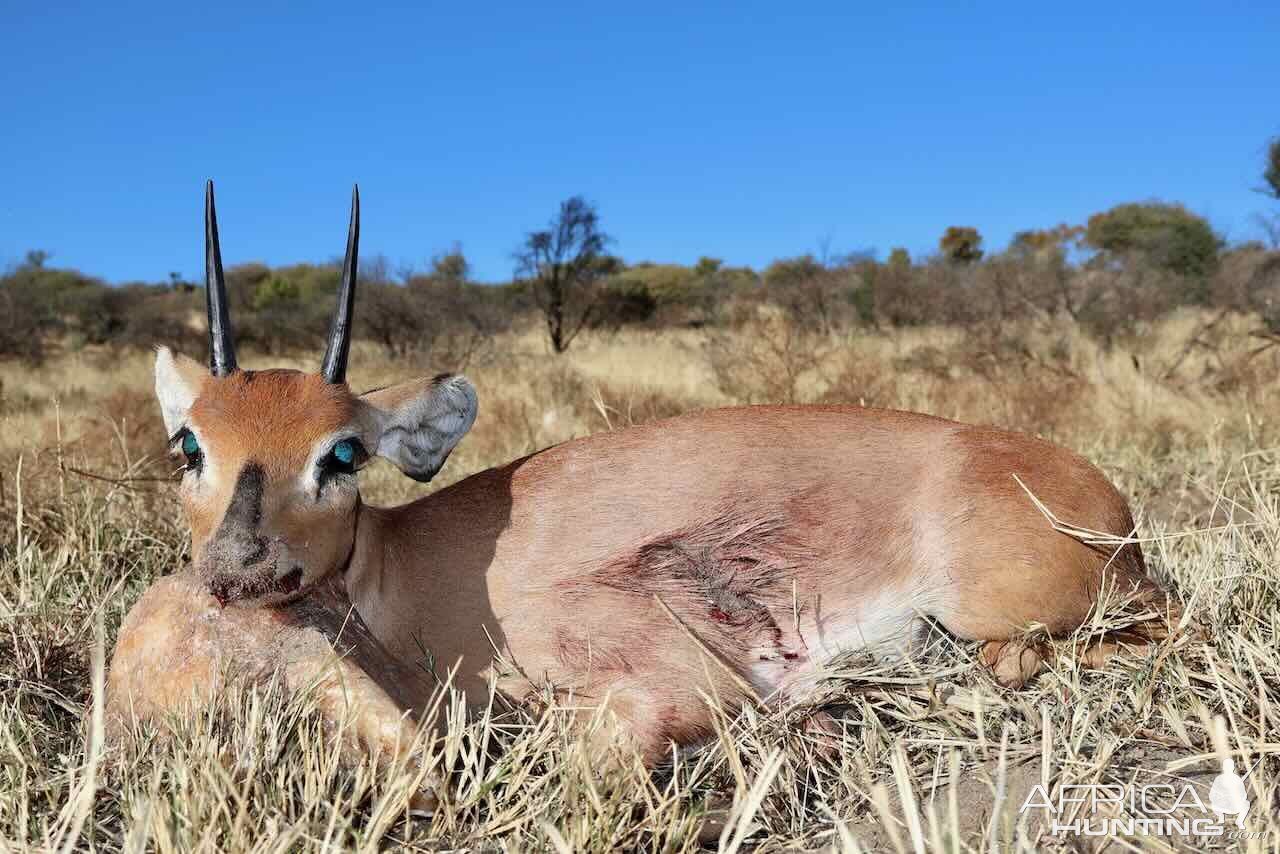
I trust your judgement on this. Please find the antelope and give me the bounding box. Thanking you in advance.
[107,183,1177,790]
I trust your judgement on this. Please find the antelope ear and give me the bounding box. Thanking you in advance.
[360,374,478,482]
[154,347,207,436]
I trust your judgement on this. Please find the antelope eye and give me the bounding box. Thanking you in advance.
[334,440,355,465]
[320,438,366,476]
[172,428,203,473]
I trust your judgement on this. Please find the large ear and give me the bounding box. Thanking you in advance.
[154,346,207,436]
[361,374,478,482]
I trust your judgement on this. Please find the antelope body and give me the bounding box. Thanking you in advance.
[107,184,1167,776]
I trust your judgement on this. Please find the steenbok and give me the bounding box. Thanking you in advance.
[107,183,1178,790]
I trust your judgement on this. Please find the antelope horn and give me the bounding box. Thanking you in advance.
[320,185,360,384]
[205,180,238,376]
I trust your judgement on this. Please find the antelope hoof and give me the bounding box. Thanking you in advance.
[980,639,1044,688]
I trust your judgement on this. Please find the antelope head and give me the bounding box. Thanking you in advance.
[154,182,477,607]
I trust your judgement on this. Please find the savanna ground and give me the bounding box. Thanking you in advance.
[1,311,1278,852]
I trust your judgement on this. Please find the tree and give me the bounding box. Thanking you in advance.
[1257,136,1280,248]
[1009,224,1083,261]
[1262,136,1280,201]
[514,196,611,353]
[762,253,866,334]
[406,245,472,291]
[245,275,315,353]
[1084,202,1220,279]
[694,256,722,277]
[21,249,51,270]
[361,283,421,358]
[401,244,509,367]
[429,244,470,287]
[251,275,301,311]
[762,254,824,289]
[939,227,984,264]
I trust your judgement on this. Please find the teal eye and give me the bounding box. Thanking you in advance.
[174,428,203,474]
[320,438,365,479]
[333,440,355,465]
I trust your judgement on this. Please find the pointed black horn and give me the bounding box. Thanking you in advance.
[204,180,238,376]
[320,185,359,384]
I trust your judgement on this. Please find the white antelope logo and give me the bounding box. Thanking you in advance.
[107,183,1178,797]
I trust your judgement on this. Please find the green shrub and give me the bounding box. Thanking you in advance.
[1084,202,1221,283]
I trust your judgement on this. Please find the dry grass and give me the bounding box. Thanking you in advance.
[1,312,1278,851]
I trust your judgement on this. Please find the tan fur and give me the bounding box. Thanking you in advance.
[188,369,359,478]
[110,361,1172,770]
[107,571,442,808]
[171,369,364,602]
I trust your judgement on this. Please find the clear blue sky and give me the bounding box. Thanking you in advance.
[3,2,1278,284]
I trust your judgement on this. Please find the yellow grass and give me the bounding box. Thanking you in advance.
[1,311,1277,851]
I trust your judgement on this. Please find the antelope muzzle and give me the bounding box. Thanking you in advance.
[196,463,305,607]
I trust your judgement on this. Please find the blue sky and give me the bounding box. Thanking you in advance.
[2,2,1278,284]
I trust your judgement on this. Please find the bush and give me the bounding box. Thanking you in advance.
[761,255,871,334]
[939,226,984,264]
[0,275,50,363]
[704,313,829,404]
[401,276,514,369]
[0,219,1266,370]
[1211,245,1280,334]
[1085,202,1221,283]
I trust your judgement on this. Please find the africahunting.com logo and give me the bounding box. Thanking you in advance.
[1018,758,1267,840]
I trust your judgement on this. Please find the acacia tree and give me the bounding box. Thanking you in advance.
[515,196,611,353]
